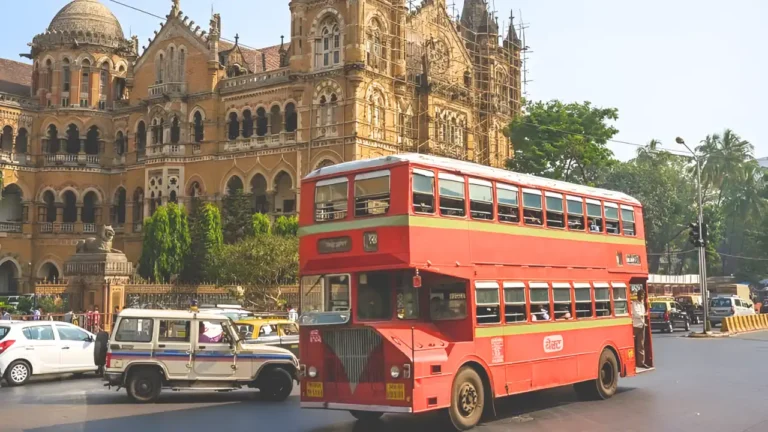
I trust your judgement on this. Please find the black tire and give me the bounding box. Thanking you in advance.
[350,411,384,422]
[447,367,485,431]
[126,368,162,403]
[258,367,293,402]
[4,360,31,387]
[574,349,619,401]
[93,331,109,367]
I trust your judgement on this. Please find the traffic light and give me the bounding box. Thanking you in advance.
[688,223,701,247]
[701,223,708,247]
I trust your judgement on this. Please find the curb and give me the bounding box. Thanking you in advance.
[687,331,731,338]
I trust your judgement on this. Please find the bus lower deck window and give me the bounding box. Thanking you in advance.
[413,171,435,214]
[546,193,565,229]
[475,282,500,324]
[553,284,572,320]
[621,206,636,236]
[497,185,520,223]
[586,200,603,232]
[529,285,550,321]
[567,197,585,230]
[439,175,466,217]
[522,190,543,226]
[574,285,593,318]
[357,272,392,320]
[469,181,493,221]
[613,285,628,315]
[430,282,467,320]
[503,283,526,322]
[595,287,611,316]
[604,203,620,234]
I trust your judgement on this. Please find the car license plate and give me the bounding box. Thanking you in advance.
[386,383,405,401]
[306,382,323,398]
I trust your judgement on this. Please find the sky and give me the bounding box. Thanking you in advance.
[2,0,766,161]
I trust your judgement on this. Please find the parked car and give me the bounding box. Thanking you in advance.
[675,295,704,324]
[709,295,755,327]
[650,300,690,333]
[102,309,299,403]
[237,318,300,357]
[0,321,98,386]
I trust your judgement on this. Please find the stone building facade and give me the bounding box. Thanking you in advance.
[0,0,522,294]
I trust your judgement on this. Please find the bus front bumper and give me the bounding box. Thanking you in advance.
[301,401,413,413]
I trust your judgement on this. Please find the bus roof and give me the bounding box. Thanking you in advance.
[304,153,641,206]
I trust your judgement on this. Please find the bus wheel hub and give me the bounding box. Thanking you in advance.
[459,383,478,415]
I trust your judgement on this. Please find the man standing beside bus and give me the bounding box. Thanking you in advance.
[632,289,649,368]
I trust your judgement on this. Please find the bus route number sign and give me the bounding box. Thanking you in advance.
[363,232,378,252]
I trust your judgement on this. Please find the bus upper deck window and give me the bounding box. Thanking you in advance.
[355,170,390,217]
[315,177,348,222]
[522,189,543,226]
[545,192,565,229]
[566,196,585,230]
[438,173,466,217]
[497,184,520,223]
[413,169,435,214]
[621,205,636,236]
[469,179,493,221]
[604,202,620,235]
[586,199,603,233]
[574,283,593,318]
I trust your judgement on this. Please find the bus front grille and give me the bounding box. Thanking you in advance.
[322,327,384,392]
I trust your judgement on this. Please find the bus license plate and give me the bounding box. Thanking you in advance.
[386,383,405,400]
[306,382,323,398]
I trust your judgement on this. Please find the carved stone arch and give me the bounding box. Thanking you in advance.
[58,186,81,203]
[75,53,96,66]
[225,106,241,118]
[246,167,270,191]
[114,59,129,75]
[41,55,57,68]
[310,149,343,170]
[309,7,345,37]
[241,105,255,115]
[64,118,86,132]
[314,79,342,101]
[185,175,207,196]
[5,179,31,201]
[35,257,63,281]
[220,166,247,195]
[189,106,206,122]
[365,9,389,33]
[282,99,299,111]
[134,117,148,133]
[0,257,22,278]
[96,56,114,70]
[37,186,58,203]
[365,81,390,108]
[82,186,104,204]
[268,161,297,191]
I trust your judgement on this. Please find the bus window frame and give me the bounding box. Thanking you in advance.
[545,191,565,230]
[502,281,527,324]
[573,282,593,318]
[566,195,586,231]
[621,205,636,236]
[529,282,551,322]
[522,188,544,227]
[437,172,467,218]
[612,282,629,316]
[497,183,521,224]
[474,280,501,325]
[586,198,604,233]
[412,168,436,215]
[468,178,494,221]
[552,282,572,320]
[314,177,350,223]
[594,282,612,317]
[354,170,391,218]
[604,202,621,235]
[355,271,395,322]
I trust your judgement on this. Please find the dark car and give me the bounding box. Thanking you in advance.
[675,295,704,324]
[650,301,690,333]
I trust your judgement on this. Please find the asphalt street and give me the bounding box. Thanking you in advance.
[2,326,766,432]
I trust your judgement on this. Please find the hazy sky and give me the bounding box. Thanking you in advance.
[3,0,765,161]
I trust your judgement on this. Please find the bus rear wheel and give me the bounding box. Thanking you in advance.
[574,349,619,401]
[447,367,485,431]
[349,411,383,422]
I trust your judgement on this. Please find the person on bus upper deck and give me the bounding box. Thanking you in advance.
[632,289,650,369]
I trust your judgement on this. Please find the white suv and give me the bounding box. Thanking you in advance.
[709,295,755,326]
[0,321,98,386]
[102,309,299,403]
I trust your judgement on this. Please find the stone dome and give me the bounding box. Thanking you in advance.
[47,0,124,39]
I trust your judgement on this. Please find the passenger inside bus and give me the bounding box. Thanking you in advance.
[554,304,572,320]
[531,305,550,321]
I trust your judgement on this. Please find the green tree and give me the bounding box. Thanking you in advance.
[505,100,619,185]
[252,213,271,235]
[138,207,171,282]
[184,202,223,283]
[209,234,299,307]
[222,189,254,243]
[273,215,299,236]
[166,203,191,278]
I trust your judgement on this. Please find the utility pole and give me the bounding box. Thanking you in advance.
[676,137,708,333]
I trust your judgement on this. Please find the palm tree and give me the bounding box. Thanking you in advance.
[696,129,754,207]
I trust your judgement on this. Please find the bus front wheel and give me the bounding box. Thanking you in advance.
[574,349,619,401]
[447,367,485,431]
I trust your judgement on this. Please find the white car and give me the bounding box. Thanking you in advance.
[709,295,755,326]
[0,321,98,386]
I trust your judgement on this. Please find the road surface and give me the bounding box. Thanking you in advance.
[2,326,765,432]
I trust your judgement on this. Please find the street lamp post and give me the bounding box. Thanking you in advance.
[676,137,708,333]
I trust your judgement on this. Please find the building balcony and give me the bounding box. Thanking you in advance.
[37,222,99,235]
[222,132,297,153]
[44,153,101,167]
[0,151,30,166]
[146,144,185,158]
[148,82,186,98]
[0,222,22,233]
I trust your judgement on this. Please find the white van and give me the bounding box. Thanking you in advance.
[709,295,755,326]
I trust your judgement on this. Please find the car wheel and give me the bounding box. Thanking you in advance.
[258,367,293,402]
[4,360,31,387]
[447,367,485,431]
[93,331,109,367]
[574,349,619,401]
[350,411,384,422]
[126,368,162,403]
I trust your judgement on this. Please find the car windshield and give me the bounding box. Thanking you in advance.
[650,302,668,311]
[0,326,8,340]
[711,298,732,308]
[676,297,691,304]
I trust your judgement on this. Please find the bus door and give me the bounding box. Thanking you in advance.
[630,277,653,369]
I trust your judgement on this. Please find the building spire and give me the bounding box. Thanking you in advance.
[507,10,520,44]
[171,0,180,14]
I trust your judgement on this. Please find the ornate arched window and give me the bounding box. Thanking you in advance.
[171,116,181,144]
[366,18,386,69]
[285,103,297,133]
[228,112,240,140]
[315,16,341,68]
[62,59,71,93]
[80,59,90,107]
[193,112,204,143]
[367,90,385,140]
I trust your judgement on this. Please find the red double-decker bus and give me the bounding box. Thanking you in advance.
[297,154,653,430]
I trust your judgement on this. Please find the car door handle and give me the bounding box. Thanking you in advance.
[158,344,166,348]
[62,346,70,350]
[199,346,206,349]
[26,347,34,350]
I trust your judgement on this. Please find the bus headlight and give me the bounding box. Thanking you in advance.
[308,366,318,378]
[390,366,400,379]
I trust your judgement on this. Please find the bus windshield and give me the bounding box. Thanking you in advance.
[299,274,351,325]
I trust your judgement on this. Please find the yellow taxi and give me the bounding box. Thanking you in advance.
[235,314,300,357]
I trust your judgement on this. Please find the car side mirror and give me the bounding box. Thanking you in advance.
[87,335,94,342]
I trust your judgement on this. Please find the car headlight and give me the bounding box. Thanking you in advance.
[308,366,317,378]
[390,366,400,379]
